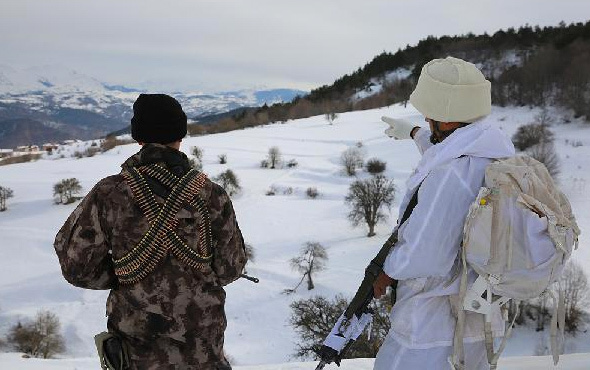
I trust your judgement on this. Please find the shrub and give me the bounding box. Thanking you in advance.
[366,158,387,175]
[53,178,82,204]
[286,159,298,168]
[84,147,100,157]
[341,147,365,176]
[244,243,255,274]
[527,143,560,179]
[0,185,14,211]
[345,175,396,237]
[260,159,269,168]
[7,310,65,359]
[265,186,277,196]
[188,158,203,171]
[306,187,319,199]
[0,153,42,166]
[191,146,203,161]
[290,294,391,360]
[213,169,241,196]
[100,136,134,152]
[512,123,555,151]
[218,154,227,164]
[325,112,338,124]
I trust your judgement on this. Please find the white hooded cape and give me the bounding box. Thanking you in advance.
[374,120,516,370]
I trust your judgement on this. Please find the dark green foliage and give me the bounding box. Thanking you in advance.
[290,294,392,360]
[187,21,590,137]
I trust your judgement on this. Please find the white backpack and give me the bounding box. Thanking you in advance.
[450,155,580,370]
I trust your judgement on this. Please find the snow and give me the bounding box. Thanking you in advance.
[0,103,589,368]
[0,353,589,369]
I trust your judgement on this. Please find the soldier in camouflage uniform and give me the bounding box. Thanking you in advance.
[54,94,246,370]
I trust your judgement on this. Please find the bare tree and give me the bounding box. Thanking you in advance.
[0,185,14,211]
[286,242,328,293]
[53,178,82,204]
[289,293,391,360]
[535,293,550,331]
[218,154,227,164]
[7,310,65,359]
[345,175,396,237]
[527,142,560,179]
[560,260,590,333]
[341,147,365,176]
[267,147,282,169]
[213,169,241,196]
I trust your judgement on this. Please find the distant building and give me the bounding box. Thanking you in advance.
[15,145,41,153]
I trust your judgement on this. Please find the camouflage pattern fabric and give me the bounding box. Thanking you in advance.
[54,143,246,370]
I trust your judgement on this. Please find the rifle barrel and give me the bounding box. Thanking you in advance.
[239,273,259,283]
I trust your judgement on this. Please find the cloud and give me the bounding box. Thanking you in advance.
[0,0,588,92]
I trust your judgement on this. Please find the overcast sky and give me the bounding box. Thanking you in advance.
[1,0,588,93]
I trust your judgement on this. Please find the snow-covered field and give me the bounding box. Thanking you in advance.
[0,104,589,368]
[1,353,590,370]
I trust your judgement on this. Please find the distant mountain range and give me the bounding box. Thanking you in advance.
[0,65,306,148]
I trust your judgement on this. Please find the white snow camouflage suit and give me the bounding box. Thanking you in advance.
[374,119,515,370]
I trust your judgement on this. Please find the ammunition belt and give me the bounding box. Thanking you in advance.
[115,164,213,284]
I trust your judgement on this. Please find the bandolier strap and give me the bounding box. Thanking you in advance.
[116,164,213,284]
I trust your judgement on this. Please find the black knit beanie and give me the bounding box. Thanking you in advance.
[131,94,187,144]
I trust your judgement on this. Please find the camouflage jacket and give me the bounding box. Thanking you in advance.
[54,144,246,368]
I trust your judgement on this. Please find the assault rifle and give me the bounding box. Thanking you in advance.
[314,231,398,370]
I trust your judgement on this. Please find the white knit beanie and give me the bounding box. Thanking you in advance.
[409,56,491,123]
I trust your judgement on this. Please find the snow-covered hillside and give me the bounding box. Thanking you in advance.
[0,104,588,368]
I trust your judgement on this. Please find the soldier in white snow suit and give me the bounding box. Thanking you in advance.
[373,57,516,370]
